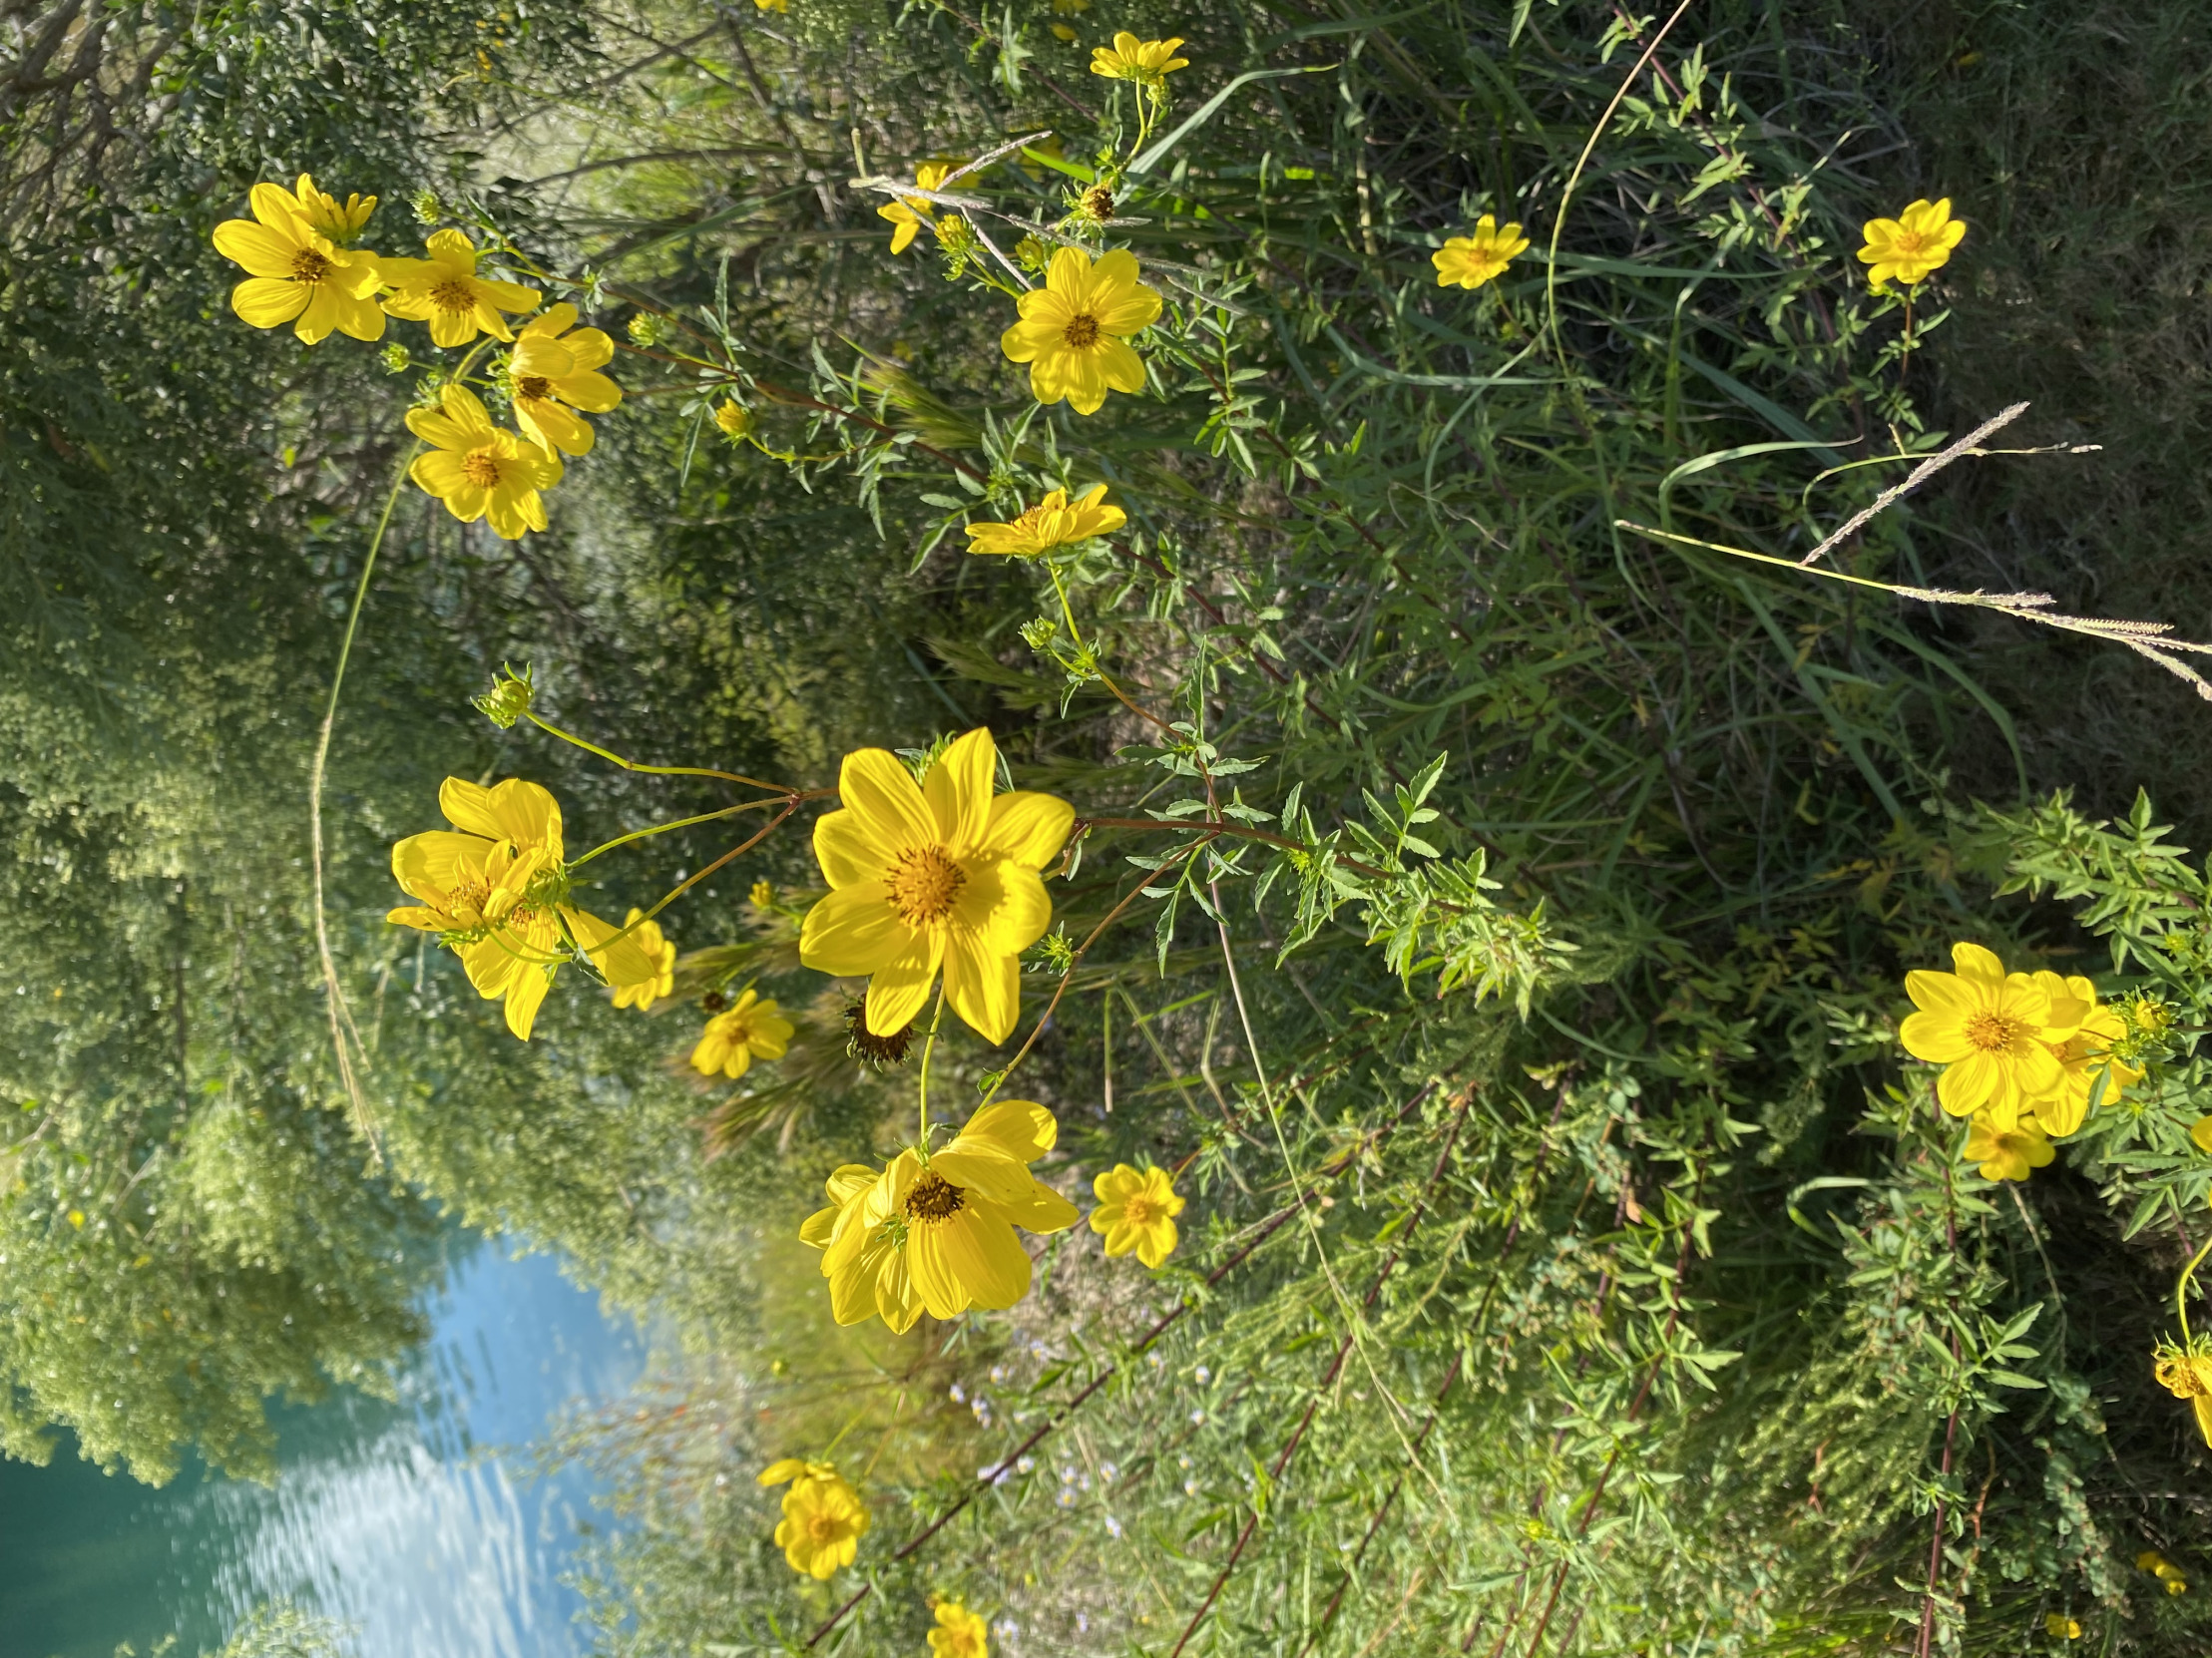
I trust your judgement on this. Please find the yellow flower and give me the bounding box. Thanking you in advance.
[1001,246,1161,417]
[880,163,959,255]
[2158,1352,2212,1449]
[754,0,788,11]
[965,484,1126,557]
[1900,943,2062,1118]
[212,184,386,344]
[2191,1115,2212,1155]
[1051,0,1089,12]
[1964,1109,2053,1183]
[691,989,794,1079]
[508,303,622,456]
[798,727,1072,1042]
[264,173,377,242]
[1090,31,1189,87]
[2028,972,2142,1136]
[1857,198,1966,288]
[2043,1614,2080,1640]
[386,778,568,1039]
[1090,1163,1183,1267]
[715,400,754,439]
[1432,213,1531,291]
[764,1462,869,1578]
[564,907,672,1009]
[1051,23,1077,40]
[810,1102,1080,1330]
[380,227,541,347]
[928,1600,990,1658]
[406,384,563,541]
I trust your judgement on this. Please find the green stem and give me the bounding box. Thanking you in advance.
[915,982,948,1153]
[568,795,793,870]
[524,709,792,793]
[2178,1234,2212,1346]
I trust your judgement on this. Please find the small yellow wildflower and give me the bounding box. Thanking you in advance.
[212,185,386,344]
[2042,1614,2080,1640]
[2190,1115,2212,1155]
[762,1461,868,1578]
[749,879,775,911]
[1051,23,1078,40]
[1090,1163,1184,1267]
[928,1600,990,1658]
[265,173,377,242]
[1963,1109,2053,1183]
[809,1103,1079,1330]
[508,303,623,456]
[1432,213,1531,291]
[1090,31,1189,88]
[880,163,959,256]
[380,227,541,347]
[568,907,671,1010]
[1900,943,2061,1119]
[715,401,754,440]
[754,0,788,11]
[1857,198,1966,289]
[386,778,566,1039]
[965,484,1125,557]
[1000,245,1161,417]
[798,726,1073,1042]
[406,384,563,541]
[691,989,794,1079]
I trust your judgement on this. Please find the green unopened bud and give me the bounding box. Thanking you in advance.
[410,188,443,225]
[473,661,536,729]
[1020,616,1060,649]
[1014,234,1051,273]
[380,342,413,375]
[628,312,672,346]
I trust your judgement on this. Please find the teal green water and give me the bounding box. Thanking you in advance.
[0,1243,646,1658]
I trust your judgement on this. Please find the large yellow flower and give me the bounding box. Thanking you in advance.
[879,162,959,255]
[1090,31,1188,86]
[2158,1353,2212,1449]
[965,483,1125,557]
[1857,198,1966,288]
[1899,942,2061,1118]
[406,385,563,541]
[212,185,386,344]
[808,1102,1079,1330]
[509,303,623,456]
[761,1461,869,1579]
[2028,971,2142,1136]
[1963,1108,2053,1183]
[381,227,541,346]
[691,989,794,1079]
[1090,1163,1183,1267]
[387,779,568,1038]
[1000,246,1161,417]
[798,727,1072,1042]
[1432,213,1530,291]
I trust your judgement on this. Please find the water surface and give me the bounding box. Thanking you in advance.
[0,1240,645,1658]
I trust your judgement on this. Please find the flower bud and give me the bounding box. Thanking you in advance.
[472,662,535,729]
[716,401,754,439]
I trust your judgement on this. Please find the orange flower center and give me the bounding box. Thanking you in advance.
[1121,1194,1158,1226]
[429,278,477,315]
[807,1509,847,1542]
[516,374,553,401]
[1964,1011,2017,1052]
[289,247,331,284]
[1892,229,1932,257]
[1063,312,1102,349]
[462,450,504,488]
[905,1171,965,1224]
[886,844,964,927]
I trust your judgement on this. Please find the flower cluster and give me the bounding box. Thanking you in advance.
[385,779,666,1039]
[214,179,623,539]
[1900,942,2141,1181]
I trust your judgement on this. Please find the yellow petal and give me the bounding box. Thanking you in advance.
[814,809,889,888]
[943,932,1020,1043]
[230,277,309,329]
[982,791,1074,869]
[924,727,997,849]
[798,883,910,976]
[864,931,943,1035]
[839,747,937,849]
